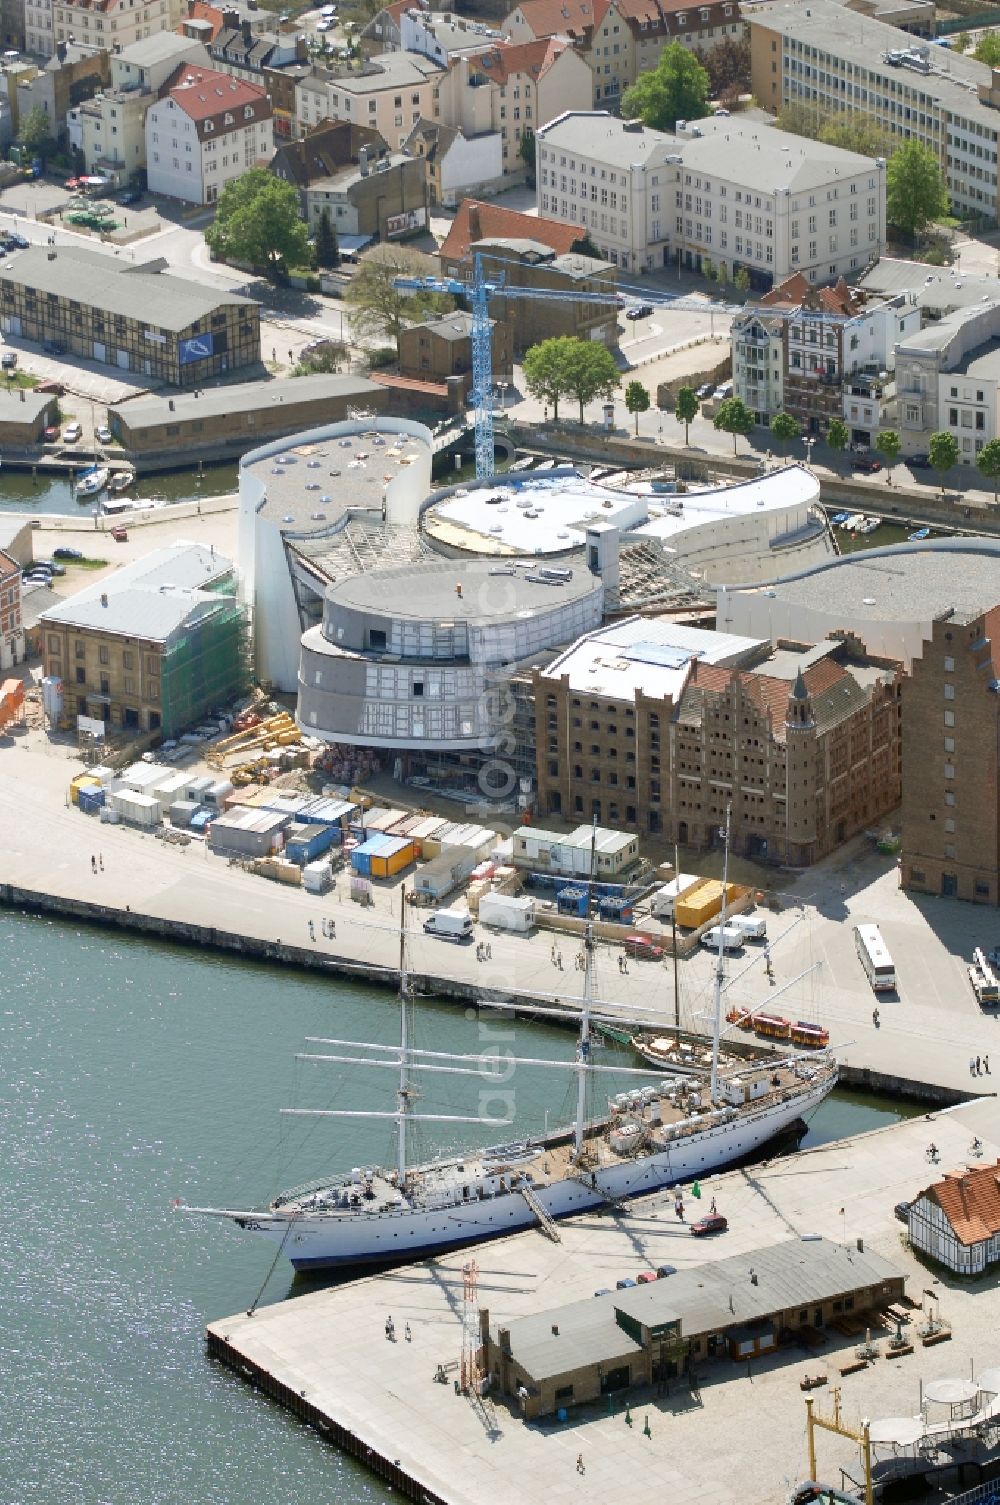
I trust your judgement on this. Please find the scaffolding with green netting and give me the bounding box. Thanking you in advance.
[159,596,252,739]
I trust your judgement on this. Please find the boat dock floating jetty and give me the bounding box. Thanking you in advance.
[204,1097,1000,1505]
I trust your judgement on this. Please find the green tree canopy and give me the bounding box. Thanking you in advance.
[974,32,1000,65]
[713,395,754,453]
[887,141,949,238]
[523,337,620,422]
[826,417,849,453]
[523,337,571,420]
[345,242,453,352]
[734,266,750,294]
[17,105,54,160]
[564,340,620,423]
[621,42,709,131]
[976,437,1000,502]
[675,385,699,444]
[624,379,650,435]
[314,206,340,270]
[519,127,536,187]
[928,429,960,492]
[876,429,901,473]
[770,411,800,453]
[205,168,311,276]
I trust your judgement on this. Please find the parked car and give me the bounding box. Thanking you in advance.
[691,1213,728,1237]
[53,546,83,559]
[47,562,66,576]
[63,421,82,442]
[616,1277,637,1289]
[43,424,60,442]
[656,1264,677,1278]
[696,382,714,399]
[851,456,882,473]
[7,232,28,249]
[894,1201,911,1224]
[623,933,665,961]
[636,1271,658,1284]
[111,525,128,542]
[37,380,65,395]
[43,340,65,355]
[316,17,332,28]
[908,453,931,469]
[625,303,653,320]
[987,946,1000,968]
[96,425,112,444]
[117,189,143,206]
[1,351,17,369]
[593,1288,611,1297]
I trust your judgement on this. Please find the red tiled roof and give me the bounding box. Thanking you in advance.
[924,1161,1000,1246]
[691,656,849,740]
[165,64,268,122]
[370,371,449,396]
[178,0,225,40]
[762,272,854,317]
[0,547,18,582]
[440,198,580,264]
[508,0,609,39]
[470,36,566,83]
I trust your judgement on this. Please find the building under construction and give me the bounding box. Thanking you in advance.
[40,542,251,740]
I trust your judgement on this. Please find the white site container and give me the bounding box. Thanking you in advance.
[121,761,172,795]
[650,874,700,921]
[109,789,161,828]
[479,892,537,933]
[303,859,333,894]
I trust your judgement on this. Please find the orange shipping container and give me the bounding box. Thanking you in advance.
[370,838,416,879]
[674,880,743,930]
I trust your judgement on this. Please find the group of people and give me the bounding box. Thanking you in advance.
[475,941,492,962]
[549,944,564,971]
[90,854,104,873]
[384,1316,411,1343]
[306,918,337,941]
[617,955,630,974]
[970,1054,991,1077]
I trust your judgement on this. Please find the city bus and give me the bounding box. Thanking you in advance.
[971,948,1000,1007]
[854,923,896,992]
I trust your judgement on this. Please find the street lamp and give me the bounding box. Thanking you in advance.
[803,436,816,470]
[497,381,509,413]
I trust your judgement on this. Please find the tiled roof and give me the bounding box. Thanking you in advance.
[165,62,268,120]
[469,36,565,83]
[369,371,449,396]
[179,0,226,40]
[0,547,17,583]
[922,1161,1000,1246]
[685,654,855,742]
[439,198,580,264]
[508,0,607,39]
[762,271,855,316]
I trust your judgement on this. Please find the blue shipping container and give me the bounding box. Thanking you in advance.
[286,823,338,865]
[351,832,394,876]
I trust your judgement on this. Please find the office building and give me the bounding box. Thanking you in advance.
[145,64,271,205]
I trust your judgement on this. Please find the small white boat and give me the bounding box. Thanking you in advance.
[845,513,865,530]
[75,466,109,499]
[108,469,135,493]
[857,516,881,535]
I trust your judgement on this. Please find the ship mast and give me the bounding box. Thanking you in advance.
[397,881,410,1191]
[710,804,731,1105]
[572,819,597,1162]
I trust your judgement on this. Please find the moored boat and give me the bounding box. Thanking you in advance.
[75,465,109,498]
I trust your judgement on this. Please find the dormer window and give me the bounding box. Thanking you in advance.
[205,118,214,131]
[224,112,234,125]
[243,104,254,118]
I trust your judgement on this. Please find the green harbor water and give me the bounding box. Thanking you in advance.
[1,909,921,1504]
[0,462,238,516]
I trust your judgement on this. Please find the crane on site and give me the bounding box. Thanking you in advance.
[394,252,752,480]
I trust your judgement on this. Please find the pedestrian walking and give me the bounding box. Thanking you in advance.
[970,1055,977,1076]
[486,943,491,959]
[872,1007,880,1028]
[385,1316,395,1341]
[557,951,563,971]
[91,855,97,873]
[977,1054,982,1075]
[710,1197,717,1215]
[308,919,315,942]
[576,1455,585,1475]
[986,1054,991,1075]
[404,1322,412,1342]
[99,853,104,871]
[329,920,336,939]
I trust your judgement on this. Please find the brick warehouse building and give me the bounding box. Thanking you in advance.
[900,606,1000,905]
[535,619,902,865]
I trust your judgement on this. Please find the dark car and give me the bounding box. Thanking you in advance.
[53,547,83,560]
[43,340,65,356]
[117,189,143,206]
[851,456,882,474]
[1,350,17,369]
[908,453,931,469]
[696,382,714,399]
[593,1288,612,1297]
[7,232,28,249]
[616,1277,638,1289]
[691,1213,728,1237]
[43,424,60,442]
[625,303,653,320]
[894,1200,911,1224]
[656,1264,678,1278]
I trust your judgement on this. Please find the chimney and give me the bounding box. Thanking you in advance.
[242,17,252,43]
[359,145,369,175]
[56,40,67,61]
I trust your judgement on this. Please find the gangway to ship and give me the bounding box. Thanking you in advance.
[517,1180,561,1242]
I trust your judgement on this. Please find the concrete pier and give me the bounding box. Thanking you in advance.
[205,1098,1000,1505]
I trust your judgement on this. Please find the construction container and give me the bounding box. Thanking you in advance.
[298,796,356,830]
[109,789,161,828]
[599,895,634,924]
[170,800,201,828]
[351,833,394,877]
[258,792,312,820]
[0,677,25,730]
[674,880,744,931]
[70,773,102,806]
[286,822,338,865]
[303,859,333,894]
[152,771,195,809]
[207,807,290,857]
[224,783,262,810]
[441,823,496,859]
[203,778,233,807]
[407,816,449,856]
[369,835,415,880]
[651,875,700,921]
[413,845,478,901]
[78,786,106,816]
[187,775,215,804]
[121,761,172,795]
[556,885,588,918]
[479,892,536,933]
[359,806,409,835]
[87,763,117,788]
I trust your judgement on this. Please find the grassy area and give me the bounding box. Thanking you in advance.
[68,557,109,570]
[4,371,40,390]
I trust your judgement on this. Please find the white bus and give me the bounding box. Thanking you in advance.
[854,923,896,992]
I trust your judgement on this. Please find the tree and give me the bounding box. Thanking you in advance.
[624,379,650,435]
[17,105,54,163]
[564,340,620,423]
[775,101,823,140]
[976,437,1000,503]
[928,429,960,494]
[570,231,601,259]
[734,266,750,294]
[714,395,754,453]
[294,341,349,376]
[519,127,536,187]
[701,35,751,96]
[818,112,894,162]
[523,337,571,421]
[826,417,849,455]
[702,257,717,282]
[876,428,901,480]
[770,411,800,454]
[621,41,709,130]
[887,141,949,238]
[314,206,340,270]
[345,242,453,353]
[975,32,1000,65]
[675,385,700,445]
[205,168,311,278]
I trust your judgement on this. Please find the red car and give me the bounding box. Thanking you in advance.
[851,457,882,474]
[636,1271,658,1284]
[43,424,60,442]
[691,1214,728,1237]
[623,933,665,961]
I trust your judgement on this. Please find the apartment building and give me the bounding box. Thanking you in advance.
[505,0,742,109]
[0,244,260,385]
[400,9,501,66]
[0,547,23,671]
[294,51,442,146]
[901,605,1000,905]
[69,32,208,180]
[145,63,271,204]
[894,301,1000,463]
[25,0,53,57]
[301,147,428,243]
[52,0,187,57]
[436,39,592,186]
[270,117,387,209]
[535,616,902,863]
[403,118,503,206]
[537,111,885,279]
[14,40,109,142]
[750,0,1000,223]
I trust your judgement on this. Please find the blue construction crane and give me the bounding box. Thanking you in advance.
[394,252,835,480]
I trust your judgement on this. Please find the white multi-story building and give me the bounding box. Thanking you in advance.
[895,301,1000,464]
[52,0,186,57]
[69,33,209,180]
[537,111,887,281]
[294,51,442,146]
[25,0,53,58]
[145,63,271,204]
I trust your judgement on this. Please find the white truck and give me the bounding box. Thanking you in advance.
[730,913,767,942]
[423,907,473,942]
[700,925,745,953]
[650,874,699,921]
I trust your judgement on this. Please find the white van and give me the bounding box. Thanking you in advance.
[730,913,767,942]
[423,908,473,942]
[701,925,744,953]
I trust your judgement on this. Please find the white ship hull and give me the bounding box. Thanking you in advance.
[231,1072,834,1271]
